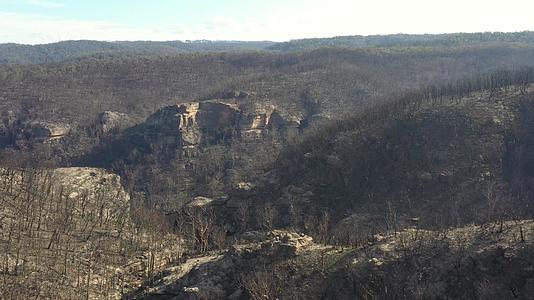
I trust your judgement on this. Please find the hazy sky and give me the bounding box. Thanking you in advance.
[1,0,534,44]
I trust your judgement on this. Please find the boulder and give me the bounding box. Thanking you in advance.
[186,196,214,208]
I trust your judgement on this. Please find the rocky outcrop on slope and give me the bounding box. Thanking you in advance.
[139,100,306,148]
[0,167,136,299]
[50,167,131,224]
[133,230,315,299]
[90,111,135,138]
[134,222,534,300]
[82,97,328,209]
[0,167,130,232]
[21,121,70,141]
[0,111,72,146]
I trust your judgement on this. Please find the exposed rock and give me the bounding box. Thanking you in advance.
[240,105,275,130]
[145,100,240,133]
[136,222,534,300]
[197,101,240,129]
[21,121,70,142]
[142,101,241,147]
[1,110,17,128]
[186,196,214,208]
[135,100,304,150]
[90,111,134,137]
[230,182,256,198]
[0,167,135,298]
[269,111,302,129]
[231,230,313,258]
[137,230,314,299]
[145,102,199,133]
[303,152,314,159]
[50,167,130,226]
[181,128,201,146]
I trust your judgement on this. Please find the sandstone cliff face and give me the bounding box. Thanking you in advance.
[141,100,305,147]
[85,98,326,210]
[197,102,240,129]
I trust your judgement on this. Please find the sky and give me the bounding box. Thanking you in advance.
[1,0,534,44]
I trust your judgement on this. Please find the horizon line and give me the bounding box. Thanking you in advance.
[3,30,534,46]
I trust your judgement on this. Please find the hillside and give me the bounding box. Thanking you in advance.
[133,221,534,299]
[0,40,274,65]
[2,44,534,211]
[239,72,534,234]
[2,44,534,127]
[118,73,534,299]
[3,32,534,65]
[269,31,534,51]
[4,73,534,299]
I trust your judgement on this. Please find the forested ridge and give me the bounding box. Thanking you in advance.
[2,43,534,126]
[3,32,534,65]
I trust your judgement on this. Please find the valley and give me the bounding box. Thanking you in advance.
[2,32,534,299]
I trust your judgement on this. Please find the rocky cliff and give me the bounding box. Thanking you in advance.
[140,100,305,147]
[89,99,308,209]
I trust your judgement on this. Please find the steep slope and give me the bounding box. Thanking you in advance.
[231,74,534,235]
[0,166,185,299]
[82,98,303,209]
